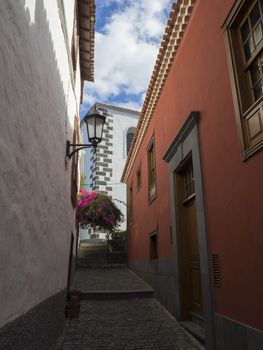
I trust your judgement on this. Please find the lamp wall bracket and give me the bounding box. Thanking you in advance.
[66,140,96,159]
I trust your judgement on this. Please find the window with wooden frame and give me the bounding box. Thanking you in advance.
[147,136,157,203]
[182,162,195,203]
[128,184,133,224]
[224,0,263,159]
[149,231,158,260]
[136,164,142,191]
[126,127,136,156]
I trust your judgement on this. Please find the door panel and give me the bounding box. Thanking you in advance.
[184,199,202,317]
[175,158,203,321]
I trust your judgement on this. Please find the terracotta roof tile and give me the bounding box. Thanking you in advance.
[121,0,196,183]
[78,0,95,82]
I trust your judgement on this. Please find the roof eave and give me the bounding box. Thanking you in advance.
[121,0,196,184]
[77,0,96,82]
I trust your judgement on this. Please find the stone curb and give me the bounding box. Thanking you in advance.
[155,299,205,349]
[76,263,127,268]
[80,289,155,300]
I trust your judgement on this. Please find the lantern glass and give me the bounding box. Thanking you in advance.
[95,116,104,140]
[87,116,95,139]
[85,113,106,145]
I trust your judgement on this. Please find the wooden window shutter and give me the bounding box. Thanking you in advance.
[71,1,79,82]
[147,136,157,202]
[224,0,263,158]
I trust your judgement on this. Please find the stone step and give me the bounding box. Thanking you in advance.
[79,243,107,249]
[77,258,108,265]
[78,249,107,255]
[77,258,107,263]
[78,251,107,256]
[77,263,127,269]
[79,245,107,250]
[78,254,107,260]
[180,321,205,343]
[80,289,155,300]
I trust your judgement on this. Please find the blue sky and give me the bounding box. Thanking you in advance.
[80,0,173,118]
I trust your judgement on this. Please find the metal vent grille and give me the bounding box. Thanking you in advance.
[212,253,222,288]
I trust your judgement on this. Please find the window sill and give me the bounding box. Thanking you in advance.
[242,97,263,118]
[242,139,263,161]
[182,193,196,205]
[148,194,157,205]
[137,184,142,193]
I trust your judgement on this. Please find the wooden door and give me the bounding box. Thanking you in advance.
[175,158,203,321]
[183,198,202,317]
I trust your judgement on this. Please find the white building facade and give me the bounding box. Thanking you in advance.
[80,103,139,241]
[0,1,95,348]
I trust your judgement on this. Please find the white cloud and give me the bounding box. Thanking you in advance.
[117,100,141,112]
[97,0,123,6]
[82,93,97,107]
[83,0,173,112]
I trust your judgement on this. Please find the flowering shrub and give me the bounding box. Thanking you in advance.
[77,189,124,231]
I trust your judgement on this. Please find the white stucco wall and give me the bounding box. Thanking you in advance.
[111,109,139,231]
[80,125,92,188]
[79,105,139,240]
[0,0,81,327]
[79,125,91,241]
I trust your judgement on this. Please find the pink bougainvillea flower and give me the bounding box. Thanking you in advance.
[77,190,124,231]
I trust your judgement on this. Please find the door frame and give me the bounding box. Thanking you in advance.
[163,111,215,350]
[175,155,203,321]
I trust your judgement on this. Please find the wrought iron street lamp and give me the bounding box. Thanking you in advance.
[66,111,106,159]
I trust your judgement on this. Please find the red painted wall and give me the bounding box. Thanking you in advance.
[127,0,263,331]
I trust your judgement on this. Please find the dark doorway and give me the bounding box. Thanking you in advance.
[66,233,74,300]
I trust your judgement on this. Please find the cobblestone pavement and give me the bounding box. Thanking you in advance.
[72,267,153,291]
[58,298,204,350]
[57,268,205,350]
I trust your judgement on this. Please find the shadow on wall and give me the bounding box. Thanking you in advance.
[0,0,75,349]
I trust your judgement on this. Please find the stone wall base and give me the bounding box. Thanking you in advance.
[0,289,67,350]
[214,313,263,350]
[129,259,178,317]
[129,259,263,350]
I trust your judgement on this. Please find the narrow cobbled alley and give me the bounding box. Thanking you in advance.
[56,244,204,350]
[1,1,263,349]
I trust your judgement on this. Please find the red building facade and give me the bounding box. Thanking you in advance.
[122,1,263,349]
